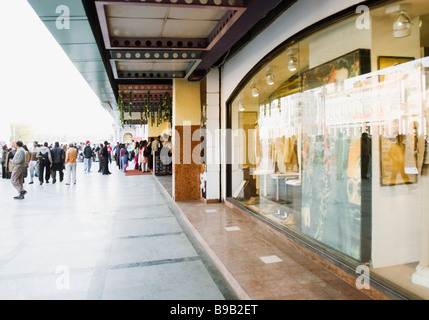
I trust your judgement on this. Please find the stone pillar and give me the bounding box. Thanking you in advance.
[204,68,221,202]
[172,79,202,202]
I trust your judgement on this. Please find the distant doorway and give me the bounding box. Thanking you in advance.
[123,133,133,143]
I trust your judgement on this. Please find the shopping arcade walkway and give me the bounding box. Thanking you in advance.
[0,163,235,300]
[0,162,380,300]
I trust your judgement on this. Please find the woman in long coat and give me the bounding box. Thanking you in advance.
[5,148,14,179]
[1,145,8,179]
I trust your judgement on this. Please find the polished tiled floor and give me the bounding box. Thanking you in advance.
[0,164,234,300]
[152,175,371,300]
[0,163,371,300]
[173,201,371,300]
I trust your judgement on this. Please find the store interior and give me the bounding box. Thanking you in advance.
[229,1,429,299]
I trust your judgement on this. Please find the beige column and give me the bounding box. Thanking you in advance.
[148,121,171,140]
[172,79,202,202]
[204,68,221,202]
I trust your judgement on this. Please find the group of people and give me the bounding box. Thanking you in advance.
[1,135,172,200]
[114,140,150,173]
[82,141,112,175]
[1,140,112,200]
[114,135,172,173]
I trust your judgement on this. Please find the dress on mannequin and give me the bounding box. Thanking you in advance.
[285,135,299,172]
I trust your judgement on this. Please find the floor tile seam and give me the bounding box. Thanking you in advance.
[0,257,201,281]
[115,215,176,222]
[115,231,184,240]
[1,232,186,248]
[107,256,202,270]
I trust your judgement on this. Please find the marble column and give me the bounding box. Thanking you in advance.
[172,79,202,202]
[204,68,221,203]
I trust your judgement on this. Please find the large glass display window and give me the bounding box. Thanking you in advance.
[228,1,429,299]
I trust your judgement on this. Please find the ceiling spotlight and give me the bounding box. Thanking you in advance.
[239,102,245,112]
[393,11,412,38]
[288,57,298,72]
[250,82,259,98]
[266,67,275,85]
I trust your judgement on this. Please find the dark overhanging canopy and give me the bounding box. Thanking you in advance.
[27,0,296,124]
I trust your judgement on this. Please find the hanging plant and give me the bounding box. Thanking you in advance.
[164,92,172,124]
[118,92,125,128]
[157,99,163,127]
[128,91,132,119]
[151,105,155,127]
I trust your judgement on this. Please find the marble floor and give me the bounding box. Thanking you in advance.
[150,175,371,300]
[173,201,371,300]
[0,163,235,300]
[1,163,373,300]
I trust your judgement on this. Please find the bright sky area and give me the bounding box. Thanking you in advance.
[0,0,114,144]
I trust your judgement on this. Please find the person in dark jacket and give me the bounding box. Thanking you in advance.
[37,142,52,185]
[101,141,111,175]
[50,142,65,183]
[83,141,94,174]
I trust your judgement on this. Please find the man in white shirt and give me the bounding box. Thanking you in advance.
[28,141,40,184]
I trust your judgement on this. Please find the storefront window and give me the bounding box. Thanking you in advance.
[229,1,429,299]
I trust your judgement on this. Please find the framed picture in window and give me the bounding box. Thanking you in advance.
[302,49,371,91]
[377,56,415,82]
[378,56,415,70]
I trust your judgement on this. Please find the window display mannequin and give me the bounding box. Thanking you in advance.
[275,135,287,173]
[388,134,411,185]
[271,135,299,173]
[380,119,413,185]
[285,135,299,172]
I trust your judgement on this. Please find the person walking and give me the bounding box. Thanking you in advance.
[28,141,40,184]
[107,142,112,164]
[120,144,129,172]
[10,141,28,200]
[113,142,120,169]
[101,141,111,175]
[37,142,52,185]
[97,143,103,173]
[133,141,139,170]
[22,145,30,184]
[51,142,65,183]
[1,144,7,179]
[65,143,78,185]
[83,140,93,174]
[4,147,14,179]
[140,140,150,173]
[147,138,153,170]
